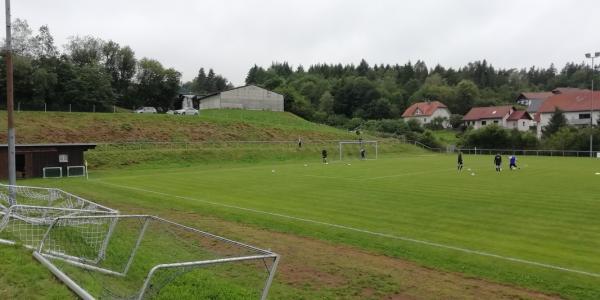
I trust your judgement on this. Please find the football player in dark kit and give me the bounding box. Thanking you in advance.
[457,151,463,171]
[494,153,502,172]
[322,149,328,164]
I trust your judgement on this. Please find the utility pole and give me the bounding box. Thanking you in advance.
[5,0,16,203]
[585,52,600,158]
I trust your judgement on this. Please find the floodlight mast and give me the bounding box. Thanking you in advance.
[585,52,600,158]
[5,0,16,203]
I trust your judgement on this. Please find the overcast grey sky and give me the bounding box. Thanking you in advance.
[3,0,600,85]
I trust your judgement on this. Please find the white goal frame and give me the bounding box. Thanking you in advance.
[34,214,280,300]
[338,140,378,160]
[67,166,87,178]
[43,167,63,178]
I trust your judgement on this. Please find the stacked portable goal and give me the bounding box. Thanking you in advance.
[0,183,279,299]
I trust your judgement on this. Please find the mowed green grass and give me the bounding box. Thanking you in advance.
[23,154,600,299]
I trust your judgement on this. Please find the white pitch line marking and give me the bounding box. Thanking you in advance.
[362,168,455,180]
[95,180,600,278]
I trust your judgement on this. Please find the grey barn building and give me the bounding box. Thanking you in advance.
[198,85,284,111]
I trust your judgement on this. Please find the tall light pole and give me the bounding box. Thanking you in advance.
[585,52,600,157]
[5,0,16,200]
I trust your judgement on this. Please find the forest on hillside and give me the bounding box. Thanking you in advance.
[244,60,599,126]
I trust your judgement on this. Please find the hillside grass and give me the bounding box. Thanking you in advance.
[0,109,355,143]
[10,153,600,299]
[430,129,460,146]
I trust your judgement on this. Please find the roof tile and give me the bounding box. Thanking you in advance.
[402,101,448,117]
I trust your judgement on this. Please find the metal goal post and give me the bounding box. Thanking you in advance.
[34,214,280,300]
[338,140,378,160]
[43,167,63,178]
[67,166,87,177]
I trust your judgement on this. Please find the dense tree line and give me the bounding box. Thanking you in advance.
[0,19,233,112]
[245,59,599,127]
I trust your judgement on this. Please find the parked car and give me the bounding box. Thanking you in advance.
[134,107,157,114]
[174,108,199,115]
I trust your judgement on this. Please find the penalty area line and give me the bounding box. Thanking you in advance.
[95,180,600,278]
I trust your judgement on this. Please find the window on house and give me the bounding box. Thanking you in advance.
[579,113,591,119]
[482,121,487,125]
[522,121,525,126]
[493,120,499,124]
[423,118,427,123]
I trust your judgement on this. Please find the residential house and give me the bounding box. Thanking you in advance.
[516,88,590,124]
[463,106,533,132]
[401,101,451,128]
[536,91,600,138]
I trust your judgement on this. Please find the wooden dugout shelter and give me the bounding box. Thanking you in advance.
[0,143,96,179]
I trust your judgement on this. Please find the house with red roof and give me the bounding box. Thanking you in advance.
[401,101,451,128]
[463,105,533,131]
[506,110,534,131]
[536,91,600,137]
[516,88,590,125]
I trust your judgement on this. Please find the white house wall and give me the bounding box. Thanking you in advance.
[506,120,532,132]
[466,118,504,130]
[537,111,600,138]
[404,108,451,128]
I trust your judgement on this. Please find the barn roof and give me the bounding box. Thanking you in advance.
[519,92,554,100]
[463,106,514,121]
[197,85,282,101]
[507,110,533,121]
[401,101,448,117]
[538,91,600,113]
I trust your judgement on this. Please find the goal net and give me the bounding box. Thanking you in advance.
[338,140,378,160]
[43,167,63,178]
[67,166,87,177]
[0,184,117,249]
[34,215,280,300]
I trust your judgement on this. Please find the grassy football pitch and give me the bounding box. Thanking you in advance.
[22,153,600,299]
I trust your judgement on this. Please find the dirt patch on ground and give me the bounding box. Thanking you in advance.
[111,205,562,300]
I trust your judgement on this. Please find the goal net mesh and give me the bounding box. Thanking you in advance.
[36,215,279,299]
[67,166,86,177]
[0,184,117,249]
[43,167,63,178]
[339,141,378,160]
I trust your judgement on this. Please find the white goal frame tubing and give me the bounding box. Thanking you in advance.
[36,214,280,300]
[0,183,117,213]
[67,166,86,177]
[338,140,378,160]
[43,167,63,178]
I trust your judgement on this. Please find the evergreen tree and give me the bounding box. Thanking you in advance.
[543,107,568,138]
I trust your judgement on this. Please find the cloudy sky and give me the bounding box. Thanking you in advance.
[3,0,600,85]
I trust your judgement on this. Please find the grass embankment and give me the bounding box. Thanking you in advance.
[0,109,355,143]
[87,141,421,169]
[11,154,600,299]
[430,129,460,146]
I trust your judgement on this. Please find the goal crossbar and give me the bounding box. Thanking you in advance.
[35,214,280,300]
[338,140,378,160]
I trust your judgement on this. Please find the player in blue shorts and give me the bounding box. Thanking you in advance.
[509,155,518,170]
